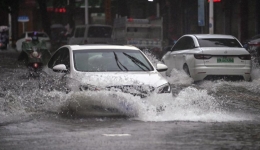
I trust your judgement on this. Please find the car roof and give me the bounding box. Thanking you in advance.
[185,34,236,39]
[66,45,140,51]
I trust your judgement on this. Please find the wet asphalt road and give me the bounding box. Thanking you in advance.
[1,49,260,150]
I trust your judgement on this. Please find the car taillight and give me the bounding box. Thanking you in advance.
[194,54,212,59]
[238,55,251,60]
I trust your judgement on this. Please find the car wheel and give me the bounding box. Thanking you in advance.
[183,64,190,77]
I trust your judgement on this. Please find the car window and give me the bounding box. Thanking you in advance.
[182,37,195,49]
[172,37,186,51]
[48,48,70,69]
[75,27,85,38]
[87,26,112,38]
[73,49,153,72]
[198,38,242,47]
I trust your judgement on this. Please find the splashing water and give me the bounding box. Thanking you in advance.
[0,52,257,124]
[55,86,252,122]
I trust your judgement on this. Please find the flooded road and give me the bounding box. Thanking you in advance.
[1,50,260,150]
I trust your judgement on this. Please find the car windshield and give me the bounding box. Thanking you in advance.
[198,38,242,48]
[87,26,112,38]
[73,49,154,72]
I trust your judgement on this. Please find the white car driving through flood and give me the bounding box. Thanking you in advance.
[40,45,171,98]
[161,34,252,82]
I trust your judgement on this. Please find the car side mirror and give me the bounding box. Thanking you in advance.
[156,63,168,72]
[53,64,68,73]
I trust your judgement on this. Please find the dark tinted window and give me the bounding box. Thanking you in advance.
[172,38,184,51]
[172,36,195,51]
[198,38,242,47]
[87,26,112,38]
[183,37,195,49]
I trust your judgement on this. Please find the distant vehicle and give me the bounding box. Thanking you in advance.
[243,34,260,64]
[112,17,163,58]
[18,32,51,77]
[161,34,252,82]
[40,45,171,99]
[67,24,113,45]
[16,31,51,53]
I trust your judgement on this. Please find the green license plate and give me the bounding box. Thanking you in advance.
[217,57,234,63]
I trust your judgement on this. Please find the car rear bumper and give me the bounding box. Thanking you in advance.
[191,66,251,81]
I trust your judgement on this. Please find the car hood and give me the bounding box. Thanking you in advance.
[73,71,168,88]
[200,47,249,55]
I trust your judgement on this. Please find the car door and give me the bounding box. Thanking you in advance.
[41,47,71,92]
[174,36,195,70]
[168,37,187,70]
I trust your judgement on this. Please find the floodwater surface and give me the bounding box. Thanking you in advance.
[1,50,260,150]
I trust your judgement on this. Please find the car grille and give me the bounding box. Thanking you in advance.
[106,85,155,98]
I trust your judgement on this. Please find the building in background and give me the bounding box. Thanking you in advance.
[0,0,260,45]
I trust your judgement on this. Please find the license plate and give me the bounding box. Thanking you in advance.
[217,57,234,63]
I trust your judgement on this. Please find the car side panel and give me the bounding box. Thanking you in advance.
[162,51,176,75]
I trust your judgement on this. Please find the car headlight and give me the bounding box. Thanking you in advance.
[157,83,171,94]
[79,84,103,91]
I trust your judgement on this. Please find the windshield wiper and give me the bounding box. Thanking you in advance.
[122,52,150,71]
[113,52,128,71]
